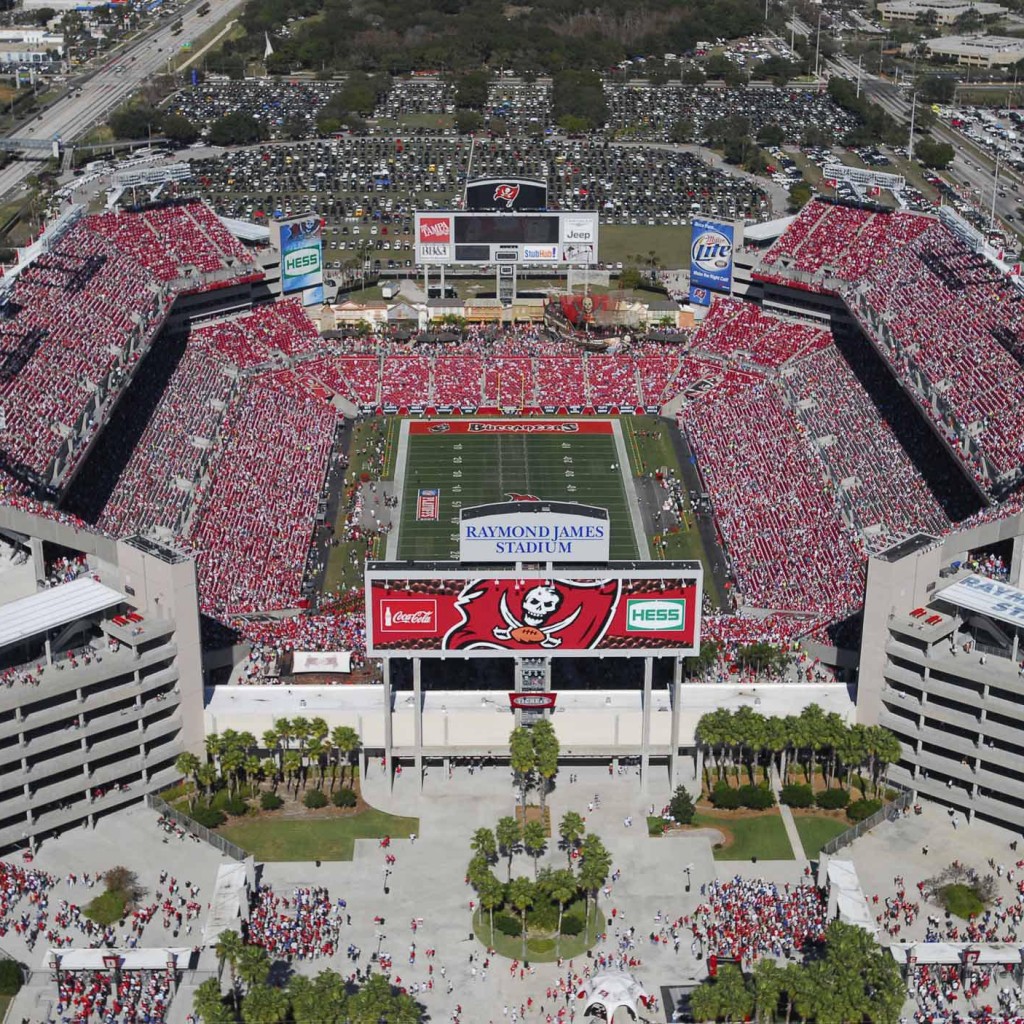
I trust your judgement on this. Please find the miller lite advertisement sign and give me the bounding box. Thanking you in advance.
[366,569,702,658]
[465,177,548,212]
[689,218,735,296]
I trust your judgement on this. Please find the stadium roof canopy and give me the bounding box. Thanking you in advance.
[0,577,124,650]
[890,942,1022,966]
[218,215,270,243]
[744,215,796,242]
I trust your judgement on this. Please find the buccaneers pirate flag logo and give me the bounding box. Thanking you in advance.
[444,578,620,652]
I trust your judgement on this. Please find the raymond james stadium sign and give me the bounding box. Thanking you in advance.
[459,501,611,563]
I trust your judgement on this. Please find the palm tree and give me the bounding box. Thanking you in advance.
[496,816,521,882]
[822,712,846,789]
[509,726,535,818]
[213,930,243,1010]
[220,746,244,795]
[262,728,280,769]
[307,738,326,789]
[470,827,497,865]
[241,982,288,1024]
[261,758,278,791]
[237,944,270,992]
[532,718,559,816]
[558,811,585,867]
[479,873,505,948]
[547,868,577,957]
[753,957,786,1023]
[522,820,547,879]
[197,763,217,802]
[309,716,329,744]
[331,726,361,790]
[205,732,223,770]
[578,833,611,929]
[175,752,201,808]
[291,717,311,754]
[283,751,302,794]
[800,704,827,783]
[762,717,788,787]
[244,755,262,797]
[194,977,230,1023]
[275,718,294,758]
[507,876,534,961]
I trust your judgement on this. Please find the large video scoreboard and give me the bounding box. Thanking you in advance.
[415,211,599,266]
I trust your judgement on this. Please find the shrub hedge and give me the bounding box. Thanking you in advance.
[333,787,357,808]
[496,914,521,937]
[260,792,284,811]
[815,788,851,810]
[846,798,883,822]
[780,784,814,808]
[303,789,329,809]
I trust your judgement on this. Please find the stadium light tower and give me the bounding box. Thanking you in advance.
[907,91,916,164]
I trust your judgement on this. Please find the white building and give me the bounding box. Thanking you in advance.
[877,0,1007,24]
[923,33,1024,67]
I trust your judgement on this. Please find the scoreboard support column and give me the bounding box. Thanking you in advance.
[382,660,394,792]
[413,658,424,789]
[669,658,683,786]
[640,656,653,793]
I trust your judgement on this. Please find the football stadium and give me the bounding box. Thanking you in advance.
[2,189,1024,855]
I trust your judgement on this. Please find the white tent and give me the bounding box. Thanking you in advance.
[827,858,878,936]
[203,861,251,948]
[47,948,193,971]
[580,971,650,1021]
[890,942,1022,967]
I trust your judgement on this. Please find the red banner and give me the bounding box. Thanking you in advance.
[509,693,558,709]
[409,420,612,435]
[367,574,700,657]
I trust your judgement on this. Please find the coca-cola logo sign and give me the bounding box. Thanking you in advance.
[418,217,451,244]
[379,598,437,633]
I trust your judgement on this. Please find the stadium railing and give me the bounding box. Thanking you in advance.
[146,793,249,862]
[820,784,914,858]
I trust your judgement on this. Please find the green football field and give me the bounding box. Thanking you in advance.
[393,422,642,561]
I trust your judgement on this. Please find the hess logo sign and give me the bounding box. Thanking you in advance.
[379,598,437,633]
[625,598,687,632]
[691,230,732,271]
[284,247,322,275]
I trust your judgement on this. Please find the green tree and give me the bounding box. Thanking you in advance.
[547,868,577,956]
[479,872,505,947]
[241,983,289,1024]
[915,136,955,170]
[237,945,270,992]
[283,751,302,794]
[109,102,160,140]
[669,785,696,825]
[470,827,498,865]
[347,973,420,1022]
[330,726,361,790]
[788,183,813,211]
[752,957,786,1024]
[578,833,611,928]
[162,113,199,146]
[455,69,490,109]
[509,726,535,817]
[194,977,232,1023]
[558,810,585,866]
[522,819,547,878]
[197,763,217,801]
[507,876,535,961]
[213,930,244,1011]
[532,718,559,815]
[175,752,201,807]
[455,110,483,134]
[208,112,267,146]
[496,816,521,881]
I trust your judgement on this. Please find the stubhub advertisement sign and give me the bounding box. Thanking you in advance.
[689,218,734,295]
[277,216,324,303]
[459,501,610,563]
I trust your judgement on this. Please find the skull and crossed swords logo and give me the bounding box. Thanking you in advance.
[492,584,581,648]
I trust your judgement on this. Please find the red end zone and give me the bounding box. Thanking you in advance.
[408,420,613,435]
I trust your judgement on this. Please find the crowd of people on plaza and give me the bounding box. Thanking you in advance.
[689,877,828,964]
[246,885,341,960]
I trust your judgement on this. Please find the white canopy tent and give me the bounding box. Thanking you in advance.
[47,948,194,971]
[827,859,878,936]
[202,861,252,948]
[890,942,1023,967]
[580,971,651,1021]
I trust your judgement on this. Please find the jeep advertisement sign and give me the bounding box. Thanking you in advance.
[273,215,324,305]
[365,566,702,657]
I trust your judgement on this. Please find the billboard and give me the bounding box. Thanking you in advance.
[689,218,734,296]
[273,215,324,305]
[466,177,548,212]
[414,212,599,266]
[365,567,702,657]
[459,501,610,563]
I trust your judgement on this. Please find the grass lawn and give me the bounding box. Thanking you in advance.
[472,903,602,962]
[218,807,419,861]
[374,113,456,132]
[692,811,794,861]
[599,225,691,269]
[943,883,986,919]
[85,889,129,926]
[794,815,849,859]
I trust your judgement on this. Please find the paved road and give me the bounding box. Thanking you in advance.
[0,0,248,203]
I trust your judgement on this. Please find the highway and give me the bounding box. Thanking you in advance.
[827,52,1024,236]
[0,0,248,202]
